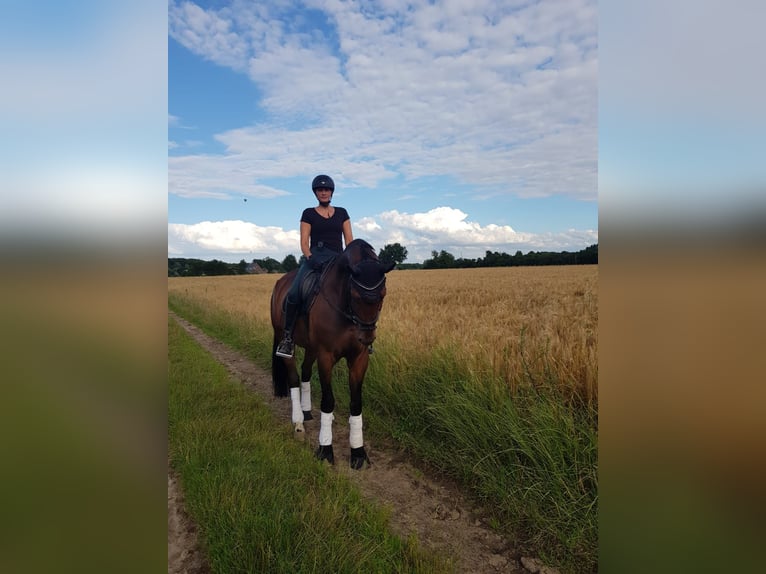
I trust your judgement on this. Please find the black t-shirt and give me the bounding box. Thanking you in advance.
[300,207,350,253]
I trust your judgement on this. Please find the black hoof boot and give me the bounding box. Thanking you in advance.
[350,447,370,470]
[302,410,313,421]
[316,444,334,465]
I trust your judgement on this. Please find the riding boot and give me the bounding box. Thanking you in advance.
[276,299,299,358]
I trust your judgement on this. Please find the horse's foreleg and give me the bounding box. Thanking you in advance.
[348,352,371,470]
[315,352,335,464]
[316,412,335,464]
[300,353,315,421]
[284,357,304,437]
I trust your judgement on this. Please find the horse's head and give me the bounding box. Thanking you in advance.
[345,255,395,346]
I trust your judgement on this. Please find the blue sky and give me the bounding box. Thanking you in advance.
[2,2,763,264]
[168,0,598,263]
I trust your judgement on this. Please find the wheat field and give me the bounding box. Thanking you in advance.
[168,265,597,403]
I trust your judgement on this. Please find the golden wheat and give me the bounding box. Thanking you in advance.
[168,265,598,402]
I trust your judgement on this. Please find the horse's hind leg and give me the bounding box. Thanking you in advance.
[300,352,315,421]
[283,359,305,438]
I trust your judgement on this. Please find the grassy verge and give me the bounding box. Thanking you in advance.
[366,341,597,572]
[169,294,598,573]
[169,317,450,573]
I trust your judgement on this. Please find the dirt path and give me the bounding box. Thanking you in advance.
[168,312,557,574]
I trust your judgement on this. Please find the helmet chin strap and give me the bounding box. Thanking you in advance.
[318,200,331,207]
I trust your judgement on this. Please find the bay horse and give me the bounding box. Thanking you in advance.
[270,239,395,469]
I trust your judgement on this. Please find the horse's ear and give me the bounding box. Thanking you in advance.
[383,261,396,273]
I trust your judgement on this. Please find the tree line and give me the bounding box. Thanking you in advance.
[168,254,298,277]
[168,243,597,277]
[419,243,598,269]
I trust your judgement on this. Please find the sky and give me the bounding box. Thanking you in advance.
[168,0,599,264]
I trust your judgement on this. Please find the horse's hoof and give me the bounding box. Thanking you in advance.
[316,445,334,464]
[293,422,305,439]
[303,410,313,421]
[349,447,370,470]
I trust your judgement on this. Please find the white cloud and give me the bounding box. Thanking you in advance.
[168,0,250,71]
[168,220,299,258]
[169,206,597,263]
[168,0,597,201]
[169,154,292,199]
[357,206,540,261]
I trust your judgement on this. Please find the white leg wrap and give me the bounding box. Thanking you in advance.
[290,388,303,424]
[300,381,312,411]
[349,415,364,449]
[319,411,334,446]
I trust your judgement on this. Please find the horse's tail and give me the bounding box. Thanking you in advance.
[271,333,290,397]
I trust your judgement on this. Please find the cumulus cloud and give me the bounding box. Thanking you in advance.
[168,220,299,259]
[168,0,597,200]
[168,1,250,71]
[169,206,597,263]
[357,206,580,262]
[169,154,292,199]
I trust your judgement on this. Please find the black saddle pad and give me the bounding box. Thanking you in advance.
[299,270,321,313]
[282,266,325,316]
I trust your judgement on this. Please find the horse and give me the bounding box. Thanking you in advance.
[270,239,395,469]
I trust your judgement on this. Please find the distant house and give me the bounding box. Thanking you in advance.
[246,261,266,274]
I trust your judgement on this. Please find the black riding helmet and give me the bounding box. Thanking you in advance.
[312,174,335,192]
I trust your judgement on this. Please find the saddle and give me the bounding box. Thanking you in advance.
[285,258,335,316]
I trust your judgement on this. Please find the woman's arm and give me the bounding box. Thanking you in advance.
[300,221,312,259]
[342,219,353,248]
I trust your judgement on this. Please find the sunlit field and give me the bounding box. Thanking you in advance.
[168,265,598,404]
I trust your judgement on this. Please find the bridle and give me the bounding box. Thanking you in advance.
[348,274,387,331]
[321,267,387,332]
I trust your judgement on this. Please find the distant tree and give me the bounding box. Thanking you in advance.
[378,243,408,266]
[579,244,598,264]
[238,259,248,274]
[258,257,282,273]
[282,253,299,272]
[168,242,596,276]
[423,249,456,269]
[202,259,231,276]
[454,257,477,268]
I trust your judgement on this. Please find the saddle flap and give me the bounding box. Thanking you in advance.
[299,270,321,311]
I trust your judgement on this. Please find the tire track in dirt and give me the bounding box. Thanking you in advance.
[169,312,557,574]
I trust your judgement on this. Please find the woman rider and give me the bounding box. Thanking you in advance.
[275,174,353,358]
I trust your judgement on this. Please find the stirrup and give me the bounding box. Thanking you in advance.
[276,337,294,358]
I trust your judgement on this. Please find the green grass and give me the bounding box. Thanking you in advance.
[169,317,451,574]
[169,293,598,573]
[363,341,597,572]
